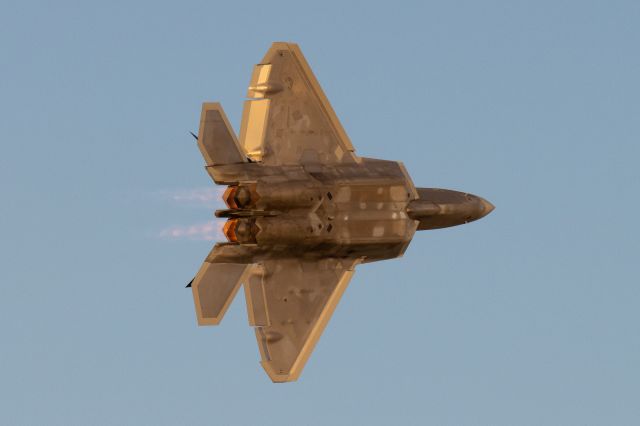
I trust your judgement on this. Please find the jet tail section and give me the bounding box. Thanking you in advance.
[197,103,248,166]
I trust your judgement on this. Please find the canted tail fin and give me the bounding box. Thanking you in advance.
[197,103,248,166]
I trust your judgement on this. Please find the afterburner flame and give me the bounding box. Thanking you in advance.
[223,219,238,242]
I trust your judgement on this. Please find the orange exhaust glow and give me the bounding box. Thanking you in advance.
[223,186,238,209]
[223,219,238,242]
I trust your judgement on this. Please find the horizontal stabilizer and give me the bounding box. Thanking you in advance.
[192,262,253,325]
[197,103,247,166]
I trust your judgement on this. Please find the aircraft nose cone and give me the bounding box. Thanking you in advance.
[408,188,494,230]
[480,197,495,218]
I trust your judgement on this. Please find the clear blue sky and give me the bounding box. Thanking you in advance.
[2,1,639,424]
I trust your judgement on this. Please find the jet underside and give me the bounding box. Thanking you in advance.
[207,158,419,264]
[188,42,493,382]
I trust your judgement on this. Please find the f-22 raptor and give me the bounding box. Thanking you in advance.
[189,42,494,382]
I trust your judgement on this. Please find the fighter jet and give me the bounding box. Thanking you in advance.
[189,42,494,382]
